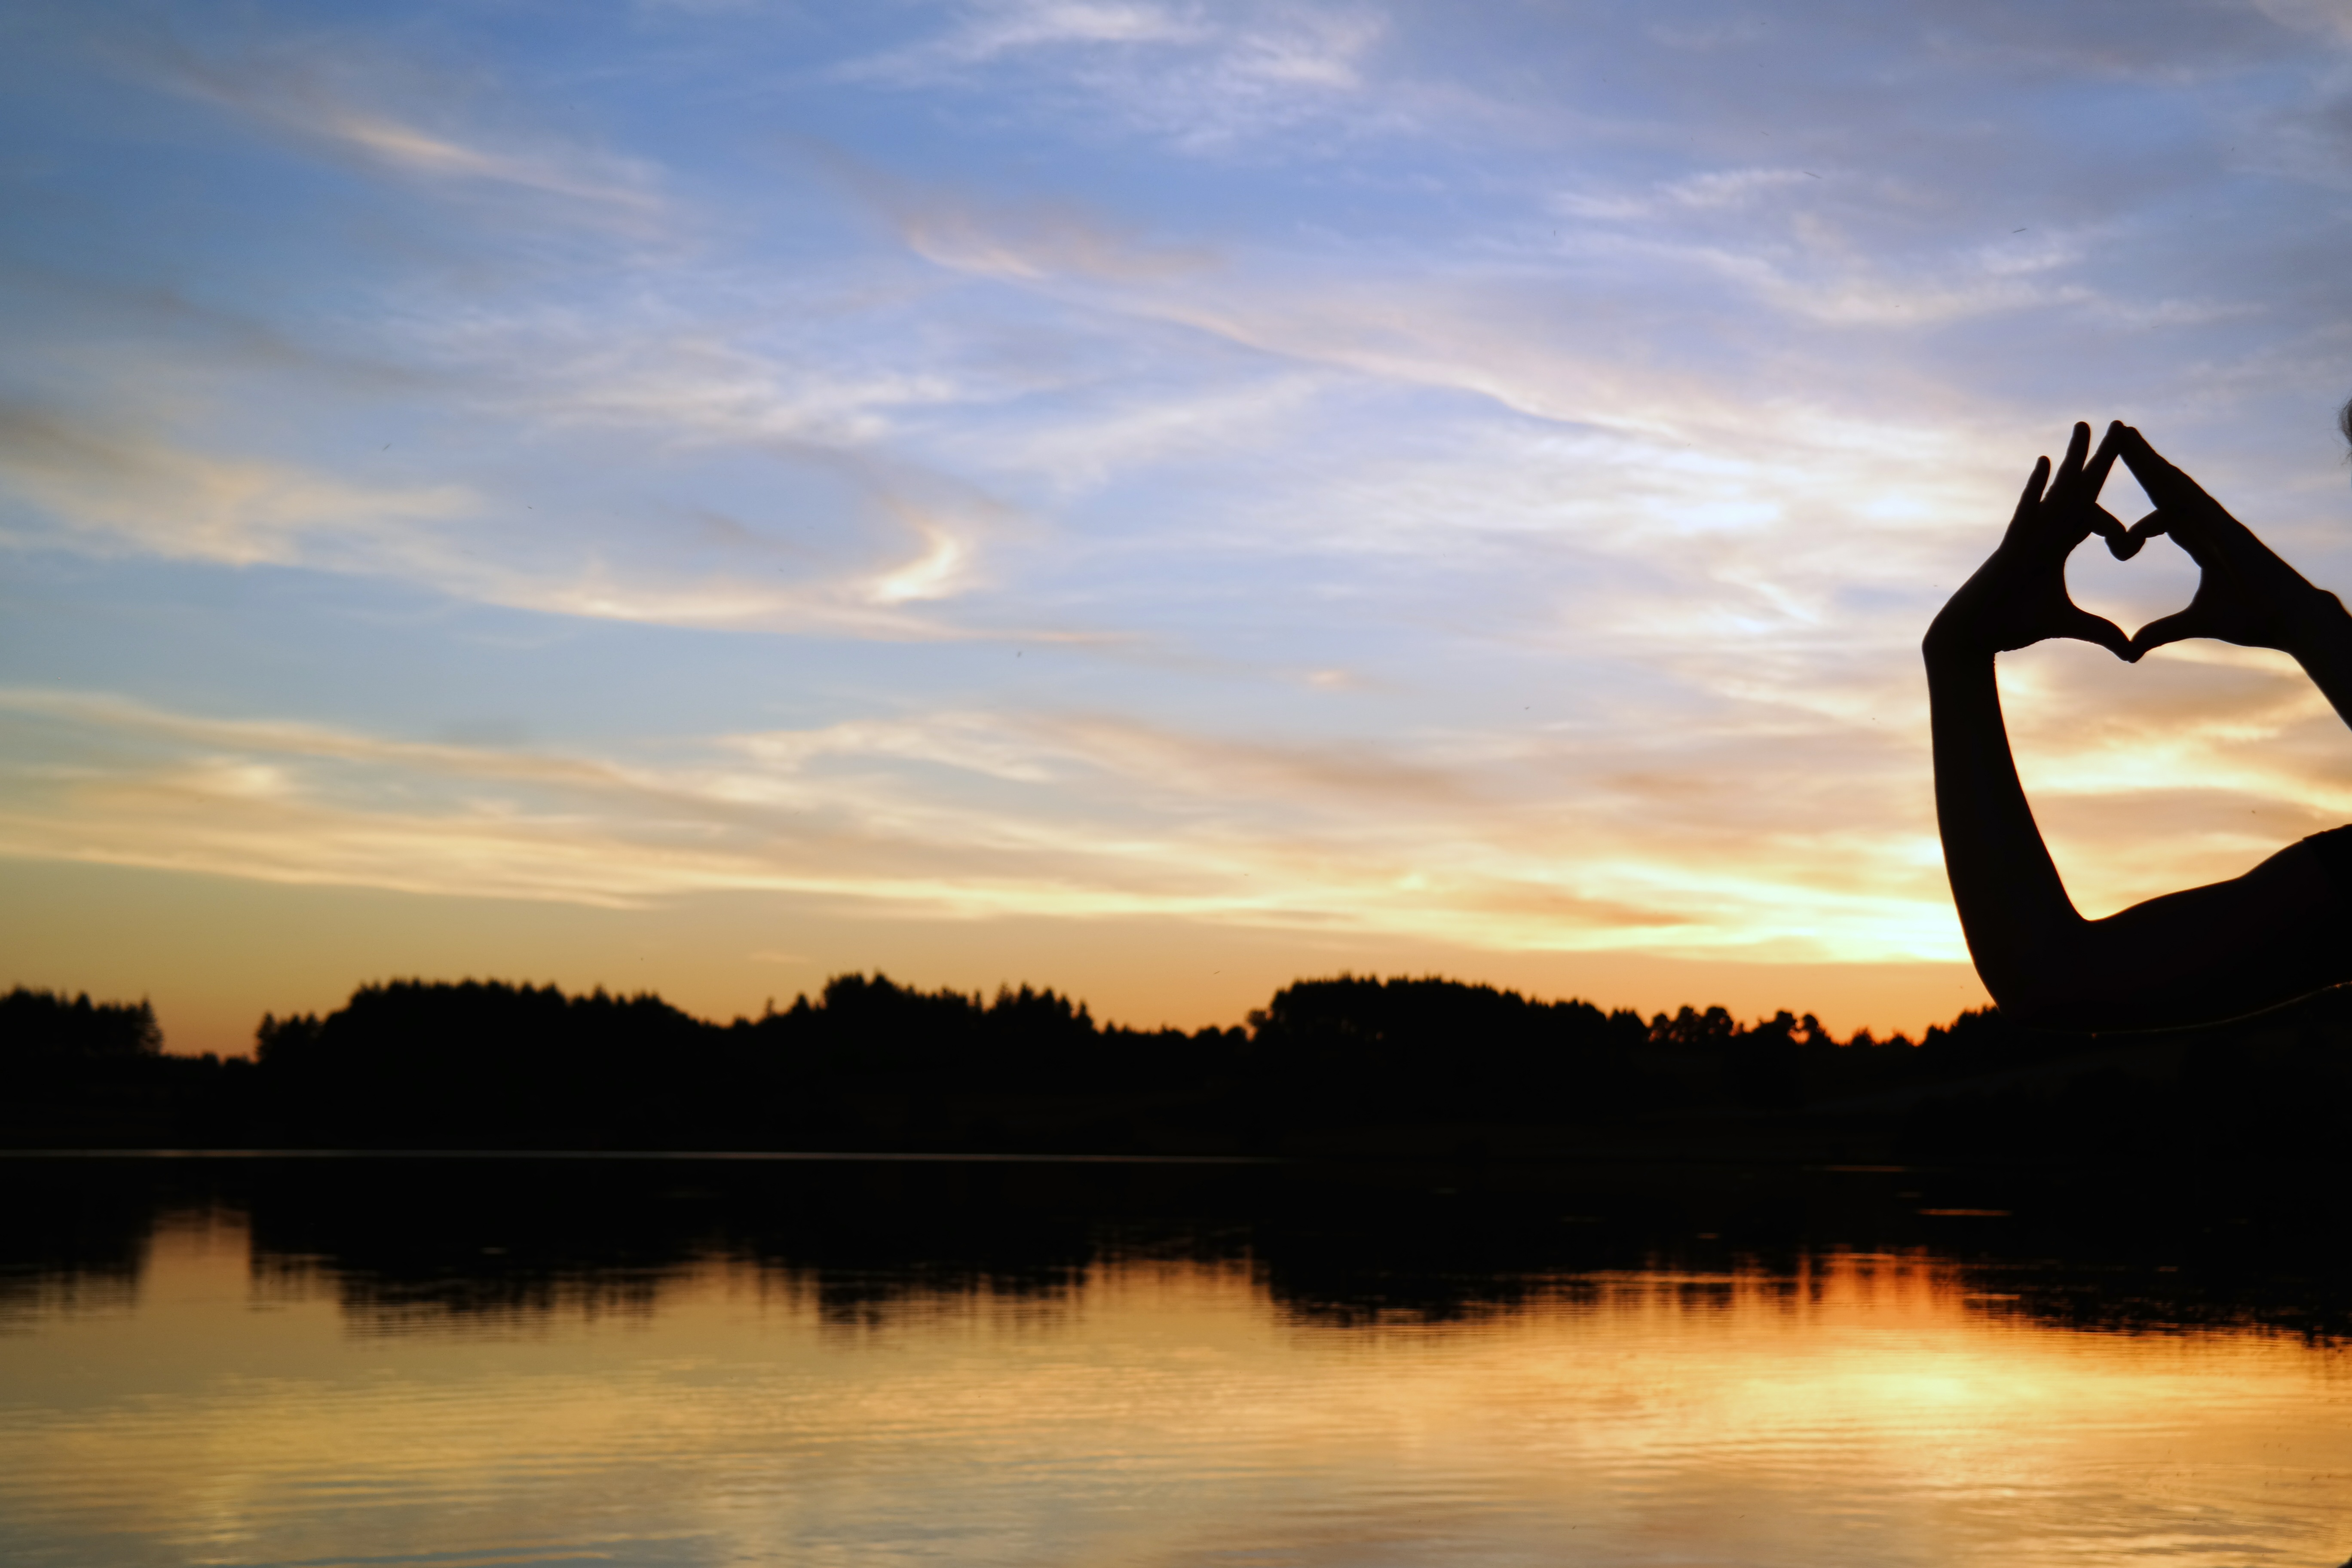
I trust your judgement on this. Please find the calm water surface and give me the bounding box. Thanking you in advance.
[1,1156,2347,1566]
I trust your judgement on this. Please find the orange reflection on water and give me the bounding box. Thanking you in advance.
[0,1220,2347,1568]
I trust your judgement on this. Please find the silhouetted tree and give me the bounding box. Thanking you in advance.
[0,988,160,1066]
[0,987,254,1146]
[1727,1010,1803,1109]
[1245,975,1653,1122]
[16,970,2346,1162]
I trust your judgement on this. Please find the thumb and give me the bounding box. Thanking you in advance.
[2120,426,2219,515]
[2062,605,2133,661]
[2128,608,2204,661]
[2117,425,2185,489]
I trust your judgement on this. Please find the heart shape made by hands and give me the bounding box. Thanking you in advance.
[2064,506,2203,649]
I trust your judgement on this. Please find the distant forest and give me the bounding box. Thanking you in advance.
[4,973,2349,1164]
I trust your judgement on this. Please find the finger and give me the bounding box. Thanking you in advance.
[2117,430,2208,524]
[2009,455,2051,530]
[2098,506,2144,558]
[2061,604,2132,661]
[2055,421,2092,487]
[2116,508,2187,562]
[2116,423,2172,477]
[2082,420,2126,497]
[2115,425,2183,500]
[2118,426,2216,515]
[2128,608,2204,660]
[2125,426,2287,591]
[2124,433,2278,598]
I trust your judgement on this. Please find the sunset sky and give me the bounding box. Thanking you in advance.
[7,0,2352,1053]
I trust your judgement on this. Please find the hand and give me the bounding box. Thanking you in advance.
[2112,426,2338,661]
[1926,420,2133,663]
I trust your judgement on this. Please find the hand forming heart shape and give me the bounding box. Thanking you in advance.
[1924,420,2340,668]
[2092,425,2337,662]
[2069,449,2199,652]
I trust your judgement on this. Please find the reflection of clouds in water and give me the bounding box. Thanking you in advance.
[6,1191,2350,1568]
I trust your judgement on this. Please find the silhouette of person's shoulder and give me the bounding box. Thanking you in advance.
[2303,824,2352,907]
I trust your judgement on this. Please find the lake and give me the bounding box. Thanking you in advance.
[1,1153,2347,1566]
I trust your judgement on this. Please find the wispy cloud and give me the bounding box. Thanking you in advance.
[854,1,1212,66]
[0,684,1969,957]
[2253,0,2352,44]
[122,24,669,229]
[0,404,476,566]
[834,0,1398,152]
[0,392,1037,637]
[851,175,1217,285]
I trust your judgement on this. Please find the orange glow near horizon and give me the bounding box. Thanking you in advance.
[0,855,1994,1055]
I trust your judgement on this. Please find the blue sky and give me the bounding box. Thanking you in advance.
[6,0,2352,1051]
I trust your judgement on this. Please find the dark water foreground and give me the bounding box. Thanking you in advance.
[3,1154,2350,1566]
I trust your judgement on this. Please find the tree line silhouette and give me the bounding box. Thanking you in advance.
[3,973,2345,1160]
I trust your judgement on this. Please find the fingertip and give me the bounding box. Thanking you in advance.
[2086,429,2123,484]
[2018,454,2050,497]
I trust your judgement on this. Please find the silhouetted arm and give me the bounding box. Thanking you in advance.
[2116,425,2352,727]
[1924,423,2352,1031]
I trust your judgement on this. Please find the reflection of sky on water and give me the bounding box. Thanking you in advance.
[2,1209,2348,1567]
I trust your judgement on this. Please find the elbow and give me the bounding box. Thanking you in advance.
[1969,928,2113,1033]
[1978,978,2066,1033]
[1982,980,2120,1036]
[1921,615,1957,665]
[1978,927,2195,1036]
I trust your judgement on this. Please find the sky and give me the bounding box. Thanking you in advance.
[6,0,2352,1054]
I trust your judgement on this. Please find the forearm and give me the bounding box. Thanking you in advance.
[2289,589,2352,732]
[1924,636,2088,1014]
